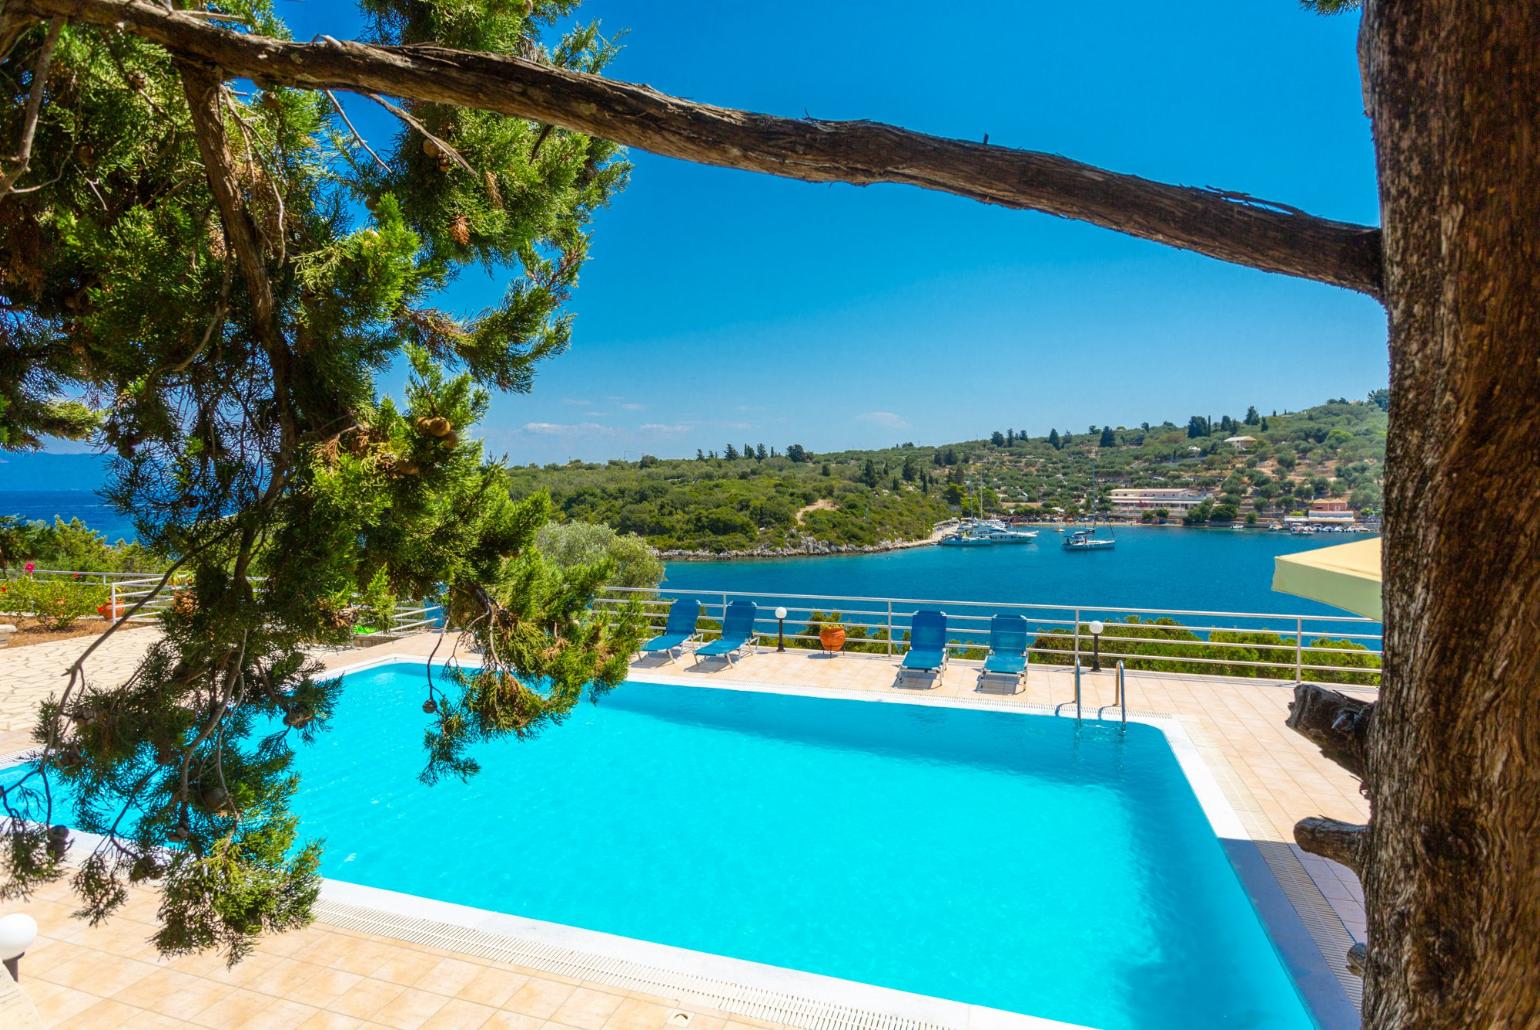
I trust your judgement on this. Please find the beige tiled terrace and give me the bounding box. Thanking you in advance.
[0,629,1372,1027]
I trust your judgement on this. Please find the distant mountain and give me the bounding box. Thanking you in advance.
[0,451,111,491]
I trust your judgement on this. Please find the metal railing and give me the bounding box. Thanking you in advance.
[598,585,1382,687]
[3,568,440,639]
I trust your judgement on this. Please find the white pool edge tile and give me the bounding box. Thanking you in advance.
[317,878,1091,1030]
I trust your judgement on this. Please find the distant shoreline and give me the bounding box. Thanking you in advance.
[659,526,950,562]
[659,519,1375,562]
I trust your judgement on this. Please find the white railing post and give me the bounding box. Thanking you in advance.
[886,600,894,655]
[1073,607,1082,665]
[1295,616,1304,684]
[1075,659,1083,721]
[109,581,117,623]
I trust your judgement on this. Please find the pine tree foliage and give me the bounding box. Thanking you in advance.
[0,0,643,963]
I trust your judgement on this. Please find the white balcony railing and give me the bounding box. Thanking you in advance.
[595,586,1382,687]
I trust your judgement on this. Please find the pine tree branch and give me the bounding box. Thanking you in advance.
[15,0,1385,297]
[177,59,281,355]
[0,16,65,201]
[363,92,475,176]
[323,89,389,173]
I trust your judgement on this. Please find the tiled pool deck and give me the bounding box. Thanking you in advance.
[0,630,1372,1028]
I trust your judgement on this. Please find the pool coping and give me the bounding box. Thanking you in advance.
[316,654,1355,1030]
[3,654,1355,1030]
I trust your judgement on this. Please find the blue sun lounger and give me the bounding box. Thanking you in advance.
[898,610,948,685]
[979,613,1030,693]
[693,600,759,666]
[639,598,701,662]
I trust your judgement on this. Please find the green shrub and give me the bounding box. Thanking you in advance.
[0,575,110,630]
[1031,615,1380,686]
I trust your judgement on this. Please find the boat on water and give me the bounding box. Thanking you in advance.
[939,485,1039,546]
[978,519,1039,543]
[939,527,994,547]
[1063,527,1116,551]
[1064,465,1115,550]
[939,518,1038,546]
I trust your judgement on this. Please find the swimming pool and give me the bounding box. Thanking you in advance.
[275,662,1314,1028]
[11,661,1318,1029]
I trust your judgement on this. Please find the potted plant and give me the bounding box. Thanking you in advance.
[819,613,847,654]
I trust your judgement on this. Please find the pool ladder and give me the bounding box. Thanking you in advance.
[1055,659,1127,728]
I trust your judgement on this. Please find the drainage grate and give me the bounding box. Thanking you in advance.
[314,899,954,1030]
[1252,841,1363,1008]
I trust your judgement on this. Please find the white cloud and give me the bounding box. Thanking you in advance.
[639,422,691,434]
[617,402,646,412]
[857,411,910,430]
[522,421,609,435]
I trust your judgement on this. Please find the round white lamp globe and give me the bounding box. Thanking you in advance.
[774,607,788,621]
[0,912,38,981]
[1089,620,1105,636]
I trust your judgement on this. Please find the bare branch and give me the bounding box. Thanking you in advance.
[364,92,474,176]
[1295,815,1368,878]
[14,0,1384,297]
[0,16,65,200]
[323,89,389,173]
[1287,683,1375,785]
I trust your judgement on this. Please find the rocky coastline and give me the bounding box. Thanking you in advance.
[659,528,949,562]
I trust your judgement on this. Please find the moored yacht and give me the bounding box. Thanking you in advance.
[1063,527,1116,551]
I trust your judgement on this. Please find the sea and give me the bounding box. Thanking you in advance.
[0,489,1376,632]
[660,525,1377,635]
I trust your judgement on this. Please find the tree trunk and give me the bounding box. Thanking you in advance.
[1360,1,1540,1026]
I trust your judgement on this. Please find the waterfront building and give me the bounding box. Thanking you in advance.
[1109,487,1212,517]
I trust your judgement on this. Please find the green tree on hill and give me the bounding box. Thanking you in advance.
[1099,425,1116,447]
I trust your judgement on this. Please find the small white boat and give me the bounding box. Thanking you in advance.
[978,519,1039,543]
[1063,527,1116,551]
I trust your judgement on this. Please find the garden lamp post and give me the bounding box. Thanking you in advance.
[0,912,38,981]
[775,607,788,652]
[1089,620,1105,672]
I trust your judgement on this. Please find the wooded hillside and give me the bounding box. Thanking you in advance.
[505,393,1387,553]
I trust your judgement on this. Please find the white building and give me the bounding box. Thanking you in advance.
[1109,487,1211,516]
[1283,500,1358,526]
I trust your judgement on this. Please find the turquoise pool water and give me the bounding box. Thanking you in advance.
[293,664,1311,1028]
[10,663,1317,1028]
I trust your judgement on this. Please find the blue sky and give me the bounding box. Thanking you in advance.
[60,1,1388,465]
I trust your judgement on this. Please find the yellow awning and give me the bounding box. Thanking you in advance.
[1272,537,1382,620]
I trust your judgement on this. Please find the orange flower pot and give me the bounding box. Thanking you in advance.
[819,626,846,653]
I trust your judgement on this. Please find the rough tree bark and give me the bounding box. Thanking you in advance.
[9,0,1383,297]
[1357,0,1540,1025]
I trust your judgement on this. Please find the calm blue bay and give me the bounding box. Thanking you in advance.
[662,526,1379,636]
